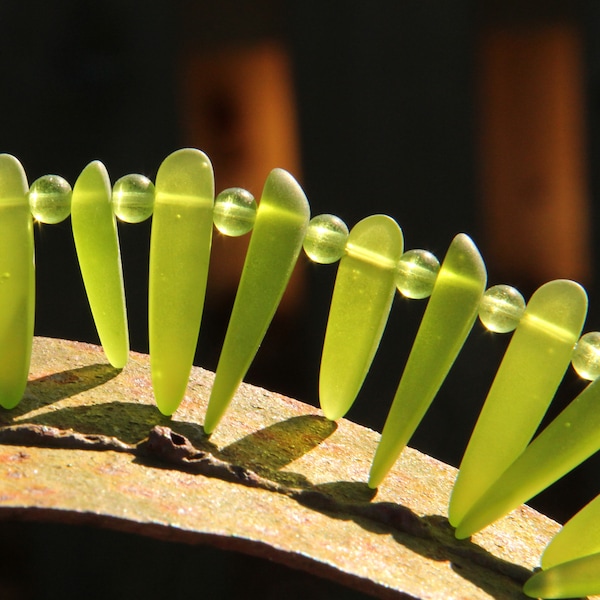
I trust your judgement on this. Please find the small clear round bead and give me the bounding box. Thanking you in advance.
[112,174,155,223]
[213,188,257,236]
[396,249,440,299]
[478,284,526,333]
[29,175,72,224]
[572,331,600,380]
[303,214,349,264]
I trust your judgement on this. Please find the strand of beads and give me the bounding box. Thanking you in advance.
[25,161,600,414]
[12,152,600,600]
[21,156,600,465]
[297,208,600,547]
[105,167,600,600]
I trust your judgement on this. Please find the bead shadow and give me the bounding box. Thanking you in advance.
[218,415,337,486]
[0,364,120,425]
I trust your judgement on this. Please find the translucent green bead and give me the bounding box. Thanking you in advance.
[112,174,155,223]
[368,234,487,489]
[29,174,72,224]
[213,187,257,236]
[396,249,440,299]
[572,331,600,380]
[450,280,587,530]
[204,169,309,433]
[478,284,526,333]
[303,214,349,264]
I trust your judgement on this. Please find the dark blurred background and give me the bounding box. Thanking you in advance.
[1,0,600,597]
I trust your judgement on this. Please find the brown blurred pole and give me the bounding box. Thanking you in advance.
[478,3,592,289]
[179,40,304,314]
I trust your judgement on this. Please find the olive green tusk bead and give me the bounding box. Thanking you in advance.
[524,552,600,599]
[541,492,600,570]
[319,214,403,420]
[149,148,214,416]
[0,154,34,409]
[71,161,129,369]
[449,280,587,528]
[369,233,487,489]
[204,168,310,433]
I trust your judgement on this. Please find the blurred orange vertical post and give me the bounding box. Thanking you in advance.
[179,40,305,313]
[478,6,592,288]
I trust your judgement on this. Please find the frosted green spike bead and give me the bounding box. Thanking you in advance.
[204,168,310,433]
[319,215,404,420]
[449,279,587,529]
[572,331,600,380]
[524,552,600,599]
[541,493,600,570]
[303,213,349,264]
[0,154,34,409]
[368,234,487,489]
[149,148,214,416]
[71,161,129,368]
[29,174,72,224]
[478,284,526,333]
[213,187,257,236]
[396,249,440,299]
[112,174,155,223]
[455,364,600,541]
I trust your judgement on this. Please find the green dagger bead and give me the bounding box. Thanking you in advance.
[449,280,587,527]
[524,553,600,599]
[0,154,34,409]
[149,149,214,416]
[29,174,72,224]
[455,376,600,539]
[542,494,600,570]
[203,168,310,433]
[112,174,155,223]
[319,214,403,420]
[368,233,487,489]
[71,161,129,369]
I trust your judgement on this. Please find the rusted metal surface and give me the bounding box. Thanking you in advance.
[0,337,582,599]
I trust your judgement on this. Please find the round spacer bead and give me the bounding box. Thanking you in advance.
[396,249,440,299]
[478,284,526,333]
[572,331,600,381]
[29,174,72,224]
[303,214,349,264]
[112,174,155,223]
[213,187,257,236]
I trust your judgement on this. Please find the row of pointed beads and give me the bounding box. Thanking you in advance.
[302,214,600,381]
[27,175,600,382]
